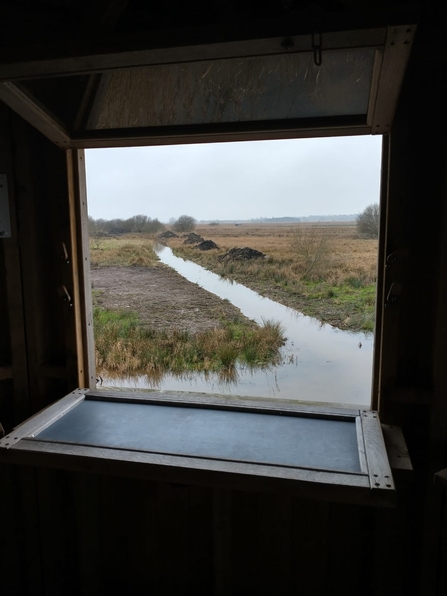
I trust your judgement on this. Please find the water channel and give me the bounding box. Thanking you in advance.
[104,244,374,407]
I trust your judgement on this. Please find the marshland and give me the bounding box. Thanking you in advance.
[89,221,377,403]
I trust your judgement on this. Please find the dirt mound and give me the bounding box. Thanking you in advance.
[219,247,266,261]
[196,240,219,251]
[183,233,204,244]
[158,230,179,239]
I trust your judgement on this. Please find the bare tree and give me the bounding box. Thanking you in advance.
[88,216,97,236]
[145,218,165,233]
[129,214,149,233]
[172,215,196,232]
[88,216,107,249]
[293,226,331,279]
[357,204,379,238]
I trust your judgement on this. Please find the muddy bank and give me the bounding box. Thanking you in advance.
[91,265,253,334]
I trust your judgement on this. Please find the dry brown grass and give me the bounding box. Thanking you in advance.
[89,223,378,331]
[171,223,378,286]
[90,236,159,267]
[169,223,378,331]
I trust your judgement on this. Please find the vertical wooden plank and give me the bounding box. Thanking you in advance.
[373,493,419,596]
[10,115,50,408]
[230,490,260,595]
[189,485,214,594]
[0,200,15,430]
[213,488,233,596]
[0,104,30,424]
[0,465,21,595]
[372,134,390,411]
[438,488,447,596]
[427,137,447,596]
[16,467,45,595]
[290,498,329,595]
[98,474,161,594]
[0,180,13,423]
[256,493,293,595]
[72,472,102,596]
[327,502,375,596]
[157,481,192,595]
[35,468,80,595]
[66,149,96,388]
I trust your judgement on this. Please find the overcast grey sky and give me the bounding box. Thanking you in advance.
[85,135,382,222]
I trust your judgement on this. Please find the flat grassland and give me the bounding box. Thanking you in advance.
[169,222,378,332]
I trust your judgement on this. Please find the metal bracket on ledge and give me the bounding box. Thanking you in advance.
[58,241,70,264]
[385,282,403,307]
[386,247,410,269]
[57,285,73,307]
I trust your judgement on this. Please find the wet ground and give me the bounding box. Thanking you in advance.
[91,264,252,334]
[95,247,374,406]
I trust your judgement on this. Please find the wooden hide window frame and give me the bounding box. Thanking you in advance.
[53,132,396,508]
[0,23,415,504]
[0,389,396,507]
[0,139,400,507]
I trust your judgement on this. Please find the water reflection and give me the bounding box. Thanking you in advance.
[104,244,374,407]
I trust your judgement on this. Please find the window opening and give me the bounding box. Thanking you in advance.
[85,135,382,408]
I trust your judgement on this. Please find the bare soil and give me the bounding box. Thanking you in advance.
[91,265,252,334]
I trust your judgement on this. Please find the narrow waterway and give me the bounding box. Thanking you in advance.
[104,244,374,407]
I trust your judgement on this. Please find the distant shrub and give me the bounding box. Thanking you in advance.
[292,226,331,280]
[356,204,379,238]
[145,218,165,233]
[173,215,196,232]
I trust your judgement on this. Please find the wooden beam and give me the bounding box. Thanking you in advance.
[371,135,390,411]
[381,424,413,479]
[71,116,371,149]
[74,73,113,131]
[369,24,417,135]
[66,150,96,389]
[0,83,71,148]
[0,27,387,82]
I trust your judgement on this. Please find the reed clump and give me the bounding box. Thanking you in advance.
[94,306,285,376]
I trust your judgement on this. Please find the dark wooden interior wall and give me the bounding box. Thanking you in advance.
[0,105,84,596]
[0,467,382,596]
[377,34,447,593]
[0,109,421,596]
[1,29,447,595]
[0,104,80,432]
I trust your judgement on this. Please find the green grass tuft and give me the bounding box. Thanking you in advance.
[93,307,285,377]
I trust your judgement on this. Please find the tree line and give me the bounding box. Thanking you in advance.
[89,207,379,238]
[88,214,197,236]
